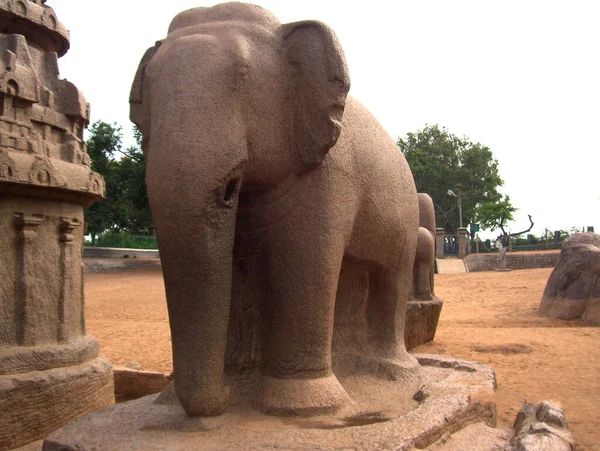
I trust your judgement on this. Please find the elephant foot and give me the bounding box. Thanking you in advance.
[254,373,351,417]
[334,352,422,384]
[369,355,422,383]
[414,292,435,301]
[176,381,231,417]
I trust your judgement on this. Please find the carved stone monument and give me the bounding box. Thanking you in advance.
[128,1,422,418]
[405,193,443,350]
[0,1,113,449]
[540,232,600,324]
[45,4,498,449]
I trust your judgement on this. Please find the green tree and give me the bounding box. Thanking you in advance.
[397,124,513,233]
[85,121,124,243]
[85,122,153,242]
[474,196,516,232]
[113,128,153,234]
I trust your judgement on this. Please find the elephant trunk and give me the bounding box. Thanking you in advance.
[146,132,245,416]
[160,227,236,416]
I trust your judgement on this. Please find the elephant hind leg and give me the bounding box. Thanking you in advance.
[412,227,435,300]
[357,263,421,384]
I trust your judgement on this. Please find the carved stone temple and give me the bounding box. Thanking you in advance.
[0,1,113,449]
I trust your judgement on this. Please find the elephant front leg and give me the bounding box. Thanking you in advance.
[253,232,351,416]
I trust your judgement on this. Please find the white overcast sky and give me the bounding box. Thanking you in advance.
[49,1,600,238]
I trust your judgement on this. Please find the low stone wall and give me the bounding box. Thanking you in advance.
[84,258,161,274]
[83,247,159,259]
[464,251,560,272]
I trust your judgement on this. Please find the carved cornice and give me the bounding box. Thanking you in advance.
[0,0,69,57]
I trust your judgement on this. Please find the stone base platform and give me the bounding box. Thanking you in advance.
[405,299,444,350]
[0,356,114,451]
[43,355,496,451]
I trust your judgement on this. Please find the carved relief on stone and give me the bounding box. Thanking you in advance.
[0,2,111,447]
[58,217,81,343]
[87,171,105,196]
[0,149,17,179]
[13,212,43,346]
[28,155,62,186]
[40,5,56,30]
[0,0,69,57]
[0,35,39,103]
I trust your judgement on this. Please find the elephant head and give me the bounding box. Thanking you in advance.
[129,3,350,416]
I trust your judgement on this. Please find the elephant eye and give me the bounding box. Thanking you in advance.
[221,178,241,207]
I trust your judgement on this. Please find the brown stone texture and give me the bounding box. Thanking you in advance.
[83,257,161,274]
[405,299,443,351]
[0,1,112,449]
[465,250,560,272]
[113,366,171,400]
[1,357,113,451]
[427,422,512,450]
[405,193,442,350]
[130,3,421,418]
[44,355,497,450]
[539,233,600,324]
[512,400,574,450]
[411,193,436,300]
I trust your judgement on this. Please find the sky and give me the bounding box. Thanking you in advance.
[49,1,600,239]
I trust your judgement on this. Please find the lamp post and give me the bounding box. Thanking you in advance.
[447,184,463,228]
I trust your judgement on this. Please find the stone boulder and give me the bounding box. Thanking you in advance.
[539,232,600,324]
[113,366,171,400]
[512,400,574,450]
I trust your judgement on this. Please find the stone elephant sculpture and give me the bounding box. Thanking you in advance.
[411,193,436,300]
[130,2,420,418]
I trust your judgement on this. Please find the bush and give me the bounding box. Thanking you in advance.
[86,232,157,249]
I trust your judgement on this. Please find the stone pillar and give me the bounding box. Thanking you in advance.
[435,228,445,258]
[0,2,113,450]
[457,228,469,258]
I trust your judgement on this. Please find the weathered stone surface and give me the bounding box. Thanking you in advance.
[464,251,560,272]
[0,1,112,449]
[405,299,443,350]
[124,361,144,370]
[513,401,574,451]
[0,357,114,451]
[83,257,161,274]
[411,193,436,300]
[427,422,511,450]
[539,232,600,324]
[535,400,568,429]
[113,366,171,399]
[405,194,443,349]
[129,2,421,418]
[44,355,497,450]
[83,247,160,259]
[516,433,571,451]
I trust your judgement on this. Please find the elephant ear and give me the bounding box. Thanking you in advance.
[129,41,162,152]
[282,21,350,169]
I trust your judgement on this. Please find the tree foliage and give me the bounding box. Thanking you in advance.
[84,121,152,242]
[475,196,517,232]
[397,124,514,233]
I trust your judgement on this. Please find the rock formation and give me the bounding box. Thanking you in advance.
[512,400,574,450]
[0,1,113,449]
[539,232,600,324]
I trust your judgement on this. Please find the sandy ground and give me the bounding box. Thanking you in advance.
[85,266,600,450]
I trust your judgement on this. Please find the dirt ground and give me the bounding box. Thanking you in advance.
[85,266,600,449]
